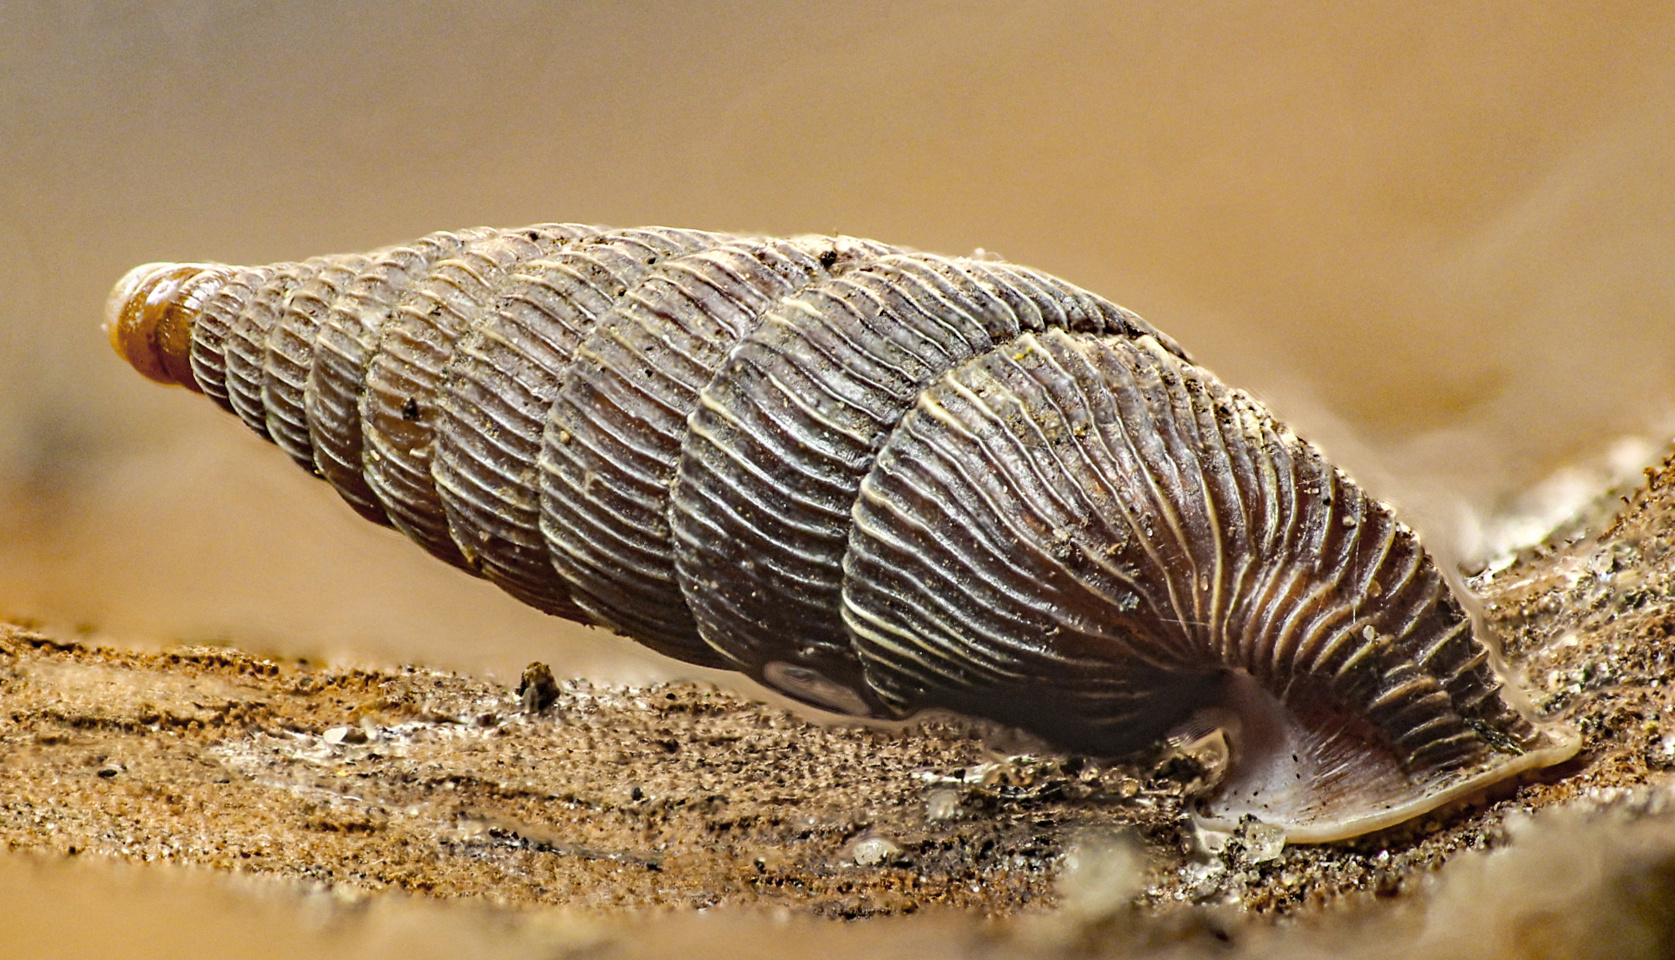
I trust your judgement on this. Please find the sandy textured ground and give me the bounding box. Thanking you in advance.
[4,453,1675,958]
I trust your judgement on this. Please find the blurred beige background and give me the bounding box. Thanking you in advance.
[1,0,1672,684]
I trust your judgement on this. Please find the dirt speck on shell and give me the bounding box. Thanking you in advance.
[5,451,1675,958]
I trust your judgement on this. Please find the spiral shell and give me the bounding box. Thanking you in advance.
[105,223,1577,841]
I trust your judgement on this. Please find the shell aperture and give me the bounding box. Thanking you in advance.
[104,223,1578,841]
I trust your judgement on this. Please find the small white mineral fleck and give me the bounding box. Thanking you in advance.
[323,725,365,745]
[846,835,902,866]
[1243,821,1287,863]
[925,788,963,822]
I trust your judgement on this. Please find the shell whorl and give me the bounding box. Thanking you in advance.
[105,223,1577,841]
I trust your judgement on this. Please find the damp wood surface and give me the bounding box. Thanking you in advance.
[4,453,1675,958]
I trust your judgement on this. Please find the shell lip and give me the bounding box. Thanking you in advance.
[1191,722,1582,844]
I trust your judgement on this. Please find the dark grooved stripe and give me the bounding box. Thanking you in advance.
[540,237,896,660]
[225,259,325,438]
[843,330,1518,775]
[264,255,370,471]
[360,224,594,569]
[309,228,498,525]
[844,330,1220,751]
[673,255,1170,707]
[192,266,274,410]
[436,228,724,619]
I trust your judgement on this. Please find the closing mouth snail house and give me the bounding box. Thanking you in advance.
[105,223,1578,842]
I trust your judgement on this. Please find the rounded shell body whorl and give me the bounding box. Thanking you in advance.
[105,223,1577,841]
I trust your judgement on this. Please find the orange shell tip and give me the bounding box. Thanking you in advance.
[104,262,220,387]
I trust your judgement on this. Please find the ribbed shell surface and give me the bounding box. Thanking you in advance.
[671,255,1178,711]
[106,222,1577,841]
[434,227,730,626]
[533,234,899,665]
[842,330,1519,768]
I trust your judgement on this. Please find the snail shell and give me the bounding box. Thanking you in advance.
[105,223,1578,841]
